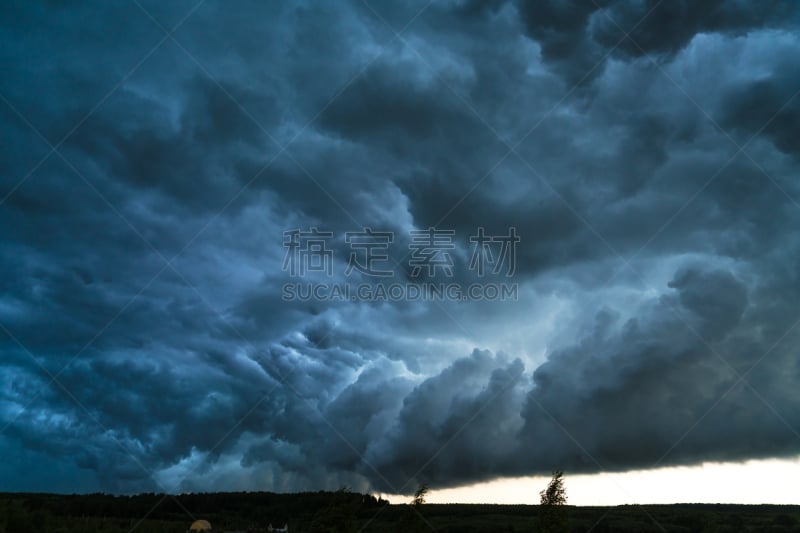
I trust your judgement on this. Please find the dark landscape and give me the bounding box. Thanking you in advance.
[2,492,800,533]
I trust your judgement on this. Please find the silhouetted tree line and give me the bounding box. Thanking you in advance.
[3,490,800,532]
[0,491,388,533]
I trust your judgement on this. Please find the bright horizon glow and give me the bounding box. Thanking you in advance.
[383,457,800,506]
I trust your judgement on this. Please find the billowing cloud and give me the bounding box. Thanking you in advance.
[1,0,799,495]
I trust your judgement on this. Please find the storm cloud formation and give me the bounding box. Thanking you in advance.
[1,0,800,495]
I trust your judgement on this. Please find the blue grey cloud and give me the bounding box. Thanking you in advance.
[1,0,799,495]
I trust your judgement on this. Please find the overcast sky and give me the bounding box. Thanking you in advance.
[2,0,800,500]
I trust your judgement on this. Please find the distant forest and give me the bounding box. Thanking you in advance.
[2,491,800,532]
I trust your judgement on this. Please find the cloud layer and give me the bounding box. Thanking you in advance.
[1,0,799,495]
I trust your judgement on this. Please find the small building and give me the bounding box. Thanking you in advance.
[188,519,212,532]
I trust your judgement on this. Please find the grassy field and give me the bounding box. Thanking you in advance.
[1,491,800,532]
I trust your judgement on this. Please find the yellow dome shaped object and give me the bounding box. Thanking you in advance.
[189,519,212,531]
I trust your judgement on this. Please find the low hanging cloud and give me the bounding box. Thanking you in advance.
[1,0,799,495]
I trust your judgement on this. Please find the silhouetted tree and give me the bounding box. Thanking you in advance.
[398,484,431,533]
[538,471,568,533]
[539,471,566,506]
[412,484,429,506]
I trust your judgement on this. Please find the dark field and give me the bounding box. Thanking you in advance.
[2,492,800,532]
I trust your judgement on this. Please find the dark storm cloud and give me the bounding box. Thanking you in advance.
[1,0,800,496]
[365,350,527,491]
[516,265,800,470]
[348,263,800,492]
[719,61,800,157]
[517,0,799,84]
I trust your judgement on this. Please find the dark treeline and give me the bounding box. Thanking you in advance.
[0,490,384,532]
[1,490,385,521]
[2,492,800,532]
